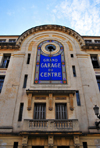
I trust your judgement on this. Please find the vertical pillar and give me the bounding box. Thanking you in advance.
[98,54,100,66]
[22,136,28,147]
[74,136,80,148]
[48,135,54,147]
[49,94,53,111]
[69,94,74,111]
[0,53,3,66]
[27,93,32,110]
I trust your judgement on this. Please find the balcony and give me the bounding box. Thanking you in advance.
[22,119,80,133]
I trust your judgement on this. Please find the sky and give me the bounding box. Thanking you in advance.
[0,0,100,36]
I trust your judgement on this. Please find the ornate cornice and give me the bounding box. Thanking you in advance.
[82,43,100,50]
[16,25,85,47]
[0,42,19,50]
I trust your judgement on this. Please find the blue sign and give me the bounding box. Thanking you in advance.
[39,54,62,80]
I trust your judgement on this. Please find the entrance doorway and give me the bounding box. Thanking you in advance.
[32,146,44,148]
[58,146,69,148]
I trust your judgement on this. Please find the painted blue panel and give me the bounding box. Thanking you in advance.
[39,54,62,80]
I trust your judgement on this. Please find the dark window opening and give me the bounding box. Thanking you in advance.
[0,76,5,93]
[0,39,6,42]
[85,40,92,43]
[83,142,88,148]
[45,44,56,52]
[76,91,81,106]
[34,103,46,119]
[18,103,24,121]
[56,104,67,119]
[27,54,31,64]
[95,40,100,43]
[13,142,18,148]
[90,54,99,68]
[58,146,69,148]
[32,147,44,148]
[23,75,28,88]
[96,76,100,91]
[9,39,16,42]
[72,66,76,77]
[71,54,74,58]
[0,54,11,68]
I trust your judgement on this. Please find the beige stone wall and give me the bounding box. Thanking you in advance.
[0,135,22,148]
[0,29,100,147]
[0,135,100,147]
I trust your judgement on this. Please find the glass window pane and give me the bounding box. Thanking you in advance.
[34,104,46,119]
[56,104,67,119]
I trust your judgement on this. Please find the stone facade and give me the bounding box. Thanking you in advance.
[0,25,100,148]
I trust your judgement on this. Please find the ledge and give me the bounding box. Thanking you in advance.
[0,68,7,70]
[82,43,100,50]
[22,119,80,134]
[26,89,76,95]
[0,126,13,129]
[0,42,19,49]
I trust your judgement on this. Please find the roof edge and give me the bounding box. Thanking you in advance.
[16,24,85,47]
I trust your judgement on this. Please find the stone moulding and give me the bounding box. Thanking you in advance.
[26,89,76,95]
[0,42,20,50]
[16,25,85,47]
[0,126,13,129]
[82,43,100,50]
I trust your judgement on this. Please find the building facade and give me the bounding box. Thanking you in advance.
[0,25,100,148]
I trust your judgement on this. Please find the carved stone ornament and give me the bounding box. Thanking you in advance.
[49,94,53,111]
[74,136,80,148]
[16,25,85,47]
[69,94,74,111]
[27,94,32,110]
[22,136,28,147]
[48,135,54,146]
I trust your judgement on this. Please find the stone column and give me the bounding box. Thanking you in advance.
[74,136,80,148]
[0,53,3,66]
[69,94,74,111]
[27,93,32,110]
[48,94,53,111]
[98,54,100,66]
[48,135,54,147]
[22,135,28,147]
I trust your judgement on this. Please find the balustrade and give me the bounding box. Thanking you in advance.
[23,119,79,132]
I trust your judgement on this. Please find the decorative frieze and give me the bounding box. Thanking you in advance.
[16,25,85,47]
[28,41,35,51]
[67,41,73,51]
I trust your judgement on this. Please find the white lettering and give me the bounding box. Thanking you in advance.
[48,63,50,68]
[41,63,44,68]
[40,72,43,77]
[51,63,55,68]
[52,72,54,77]
[54,73,57,77]
[58,72,61,77]
[40,72,62,78]
[48,73,51,77]
[44,72,47,77]
[42,58,58,62]
[58,63,61,68]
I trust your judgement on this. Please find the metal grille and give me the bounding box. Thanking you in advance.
[34,104,46,119]
[56,104,67,119]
